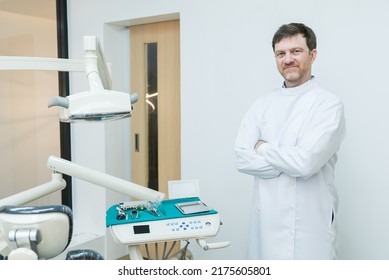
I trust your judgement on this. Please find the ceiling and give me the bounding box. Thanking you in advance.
[0,0,56,20]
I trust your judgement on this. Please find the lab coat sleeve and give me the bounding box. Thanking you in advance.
[235,102,282,179]
[262,95,346,179]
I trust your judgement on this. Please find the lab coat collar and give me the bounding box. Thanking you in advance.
[281,76,316,95]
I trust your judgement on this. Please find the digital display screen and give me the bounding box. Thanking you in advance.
[133,225,150,234]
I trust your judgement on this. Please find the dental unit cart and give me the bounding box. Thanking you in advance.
[106,197,230,260]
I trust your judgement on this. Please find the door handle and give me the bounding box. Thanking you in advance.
[135,133,140,152]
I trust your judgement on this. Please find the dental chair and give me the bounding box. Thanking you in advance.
[0,205,103,260]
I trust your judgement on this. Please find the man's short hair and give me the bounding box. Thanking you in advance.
[272,23,317,51]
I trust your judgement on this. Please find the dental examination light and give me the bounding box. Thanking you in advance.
[0,36,138,123]
[48,36,138,122]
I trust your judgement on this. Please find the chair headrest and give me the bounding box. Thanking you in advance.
[0,205,73,259]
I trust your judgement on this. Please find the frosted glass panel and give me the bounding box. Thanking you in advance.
[0,1,61,206]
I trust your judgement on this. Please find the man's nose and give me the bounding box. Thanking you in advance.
[283,52,295,64]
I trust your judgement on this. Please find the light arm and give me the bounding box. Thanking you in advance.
[0,56,84,72]
[47,156,165,201]
[0,173,66,207]
[0,155,165,208]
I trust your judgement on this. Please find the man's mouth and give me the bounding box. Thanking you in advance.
[284,66,299,74]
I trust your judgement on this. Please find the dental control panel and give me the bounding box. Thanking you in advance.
[106,197,220,245]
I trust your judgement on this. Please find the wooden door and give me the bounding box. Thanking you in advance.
[130,20,181,197]
[129,20,181,259]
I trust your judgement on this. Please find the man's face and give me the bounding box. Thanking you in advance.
[274,34,317,88]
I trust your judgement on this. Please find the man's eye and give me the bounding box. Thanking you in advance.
[293,49,302,54]
[276,52,285,58]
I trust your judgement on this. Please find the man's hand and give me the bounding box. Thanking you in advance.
[254,140,267,150]
[254,140,270,155]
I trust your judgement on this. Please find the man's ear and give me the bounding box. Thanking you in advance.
[310,49,318,64]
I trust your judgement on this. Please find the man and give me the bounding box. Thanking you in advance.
[235,23,346,259]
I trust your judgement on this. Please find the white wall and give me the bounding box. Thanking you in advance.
[67,0,389,259]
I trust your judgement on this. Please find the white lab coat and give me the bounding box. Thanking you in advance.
[235,78,346,259]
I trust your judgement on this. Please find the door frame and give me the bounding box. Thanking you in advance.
[56,0,72,208]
